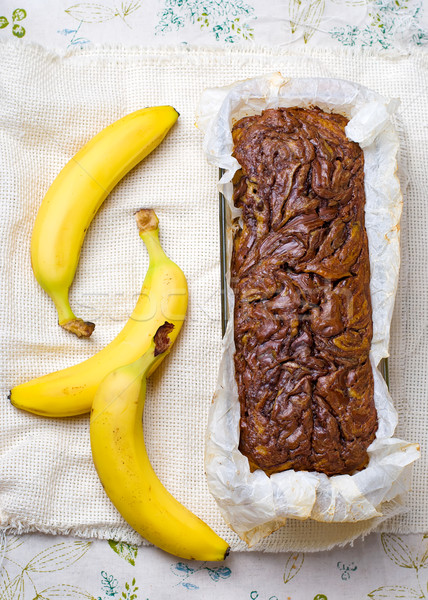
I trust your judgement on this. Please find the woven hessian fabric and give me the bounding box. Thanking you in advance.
[0,43,426,552]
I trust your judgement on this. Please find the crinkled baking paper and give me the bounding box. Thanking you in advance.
[197,74,420,547]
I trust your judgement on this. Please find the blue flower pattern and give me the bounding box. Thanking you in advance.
[329,0,428,48]
[171,561,232,589]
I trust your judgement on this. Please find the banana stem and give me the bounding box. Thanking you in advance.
[140,229,166,263]
[135,208,159,233]
[52,288,76,325]
[52,289,95,338]
[128,340,158,380]
[135,209,168,264]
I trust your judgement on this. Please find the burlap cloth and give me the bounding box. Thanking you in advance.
[0,43,426,552]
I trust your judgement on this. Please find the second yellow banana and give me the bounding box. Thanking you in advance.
[10,209,187,417]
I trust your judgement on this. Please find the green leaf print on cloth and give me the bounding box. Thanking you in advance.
[283,552,305,584]
[108,540,138,566]
[279,550,329,599]
[35,584,95,598]
[0,537,93,600]
[65,2,141,26]
[156,0,256,42]
[98,572,141,600]
[0,8,27,37]
[366,534,428,599]
[120,577,139,600]
[289,0,326,43]
[330,0,428,47]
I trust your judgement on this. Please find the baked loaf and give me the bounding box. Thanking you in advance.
[231,107,377,477]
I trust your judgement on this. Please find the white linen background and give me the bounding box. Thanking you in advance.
[0,43,427,552]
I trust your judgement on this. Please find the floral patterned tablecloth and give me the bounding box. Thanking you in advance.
[0,0,427,49]
[1,531,428,600]
[1,1,427,599]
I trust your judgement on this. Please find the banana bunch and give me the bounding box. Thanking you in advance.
[91,322,229,561]
[10,107,229,560]
[12,209,229,559]
[31,105,178,337]
[11,209,187,417]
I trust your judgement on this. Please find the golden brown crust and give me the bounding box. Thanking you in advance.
[231,107,377,477]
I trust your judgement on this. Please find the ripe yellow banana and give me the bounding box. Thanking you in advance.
[31,106,179,337]
[90,322,229,561]
[10,209,187,417]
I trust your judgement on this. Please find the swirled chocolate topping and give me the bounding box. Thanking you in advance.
[231,107,377,476]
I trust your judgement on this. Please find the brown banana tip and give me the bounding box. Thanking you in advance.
[154,322,175,356]
[9,391,19,409]
[134,209,159,234]
[224,546,231,559]
[60,319,95,338]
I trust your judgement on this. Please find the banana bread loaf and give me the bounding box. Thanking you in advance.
[231,106,377,477]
